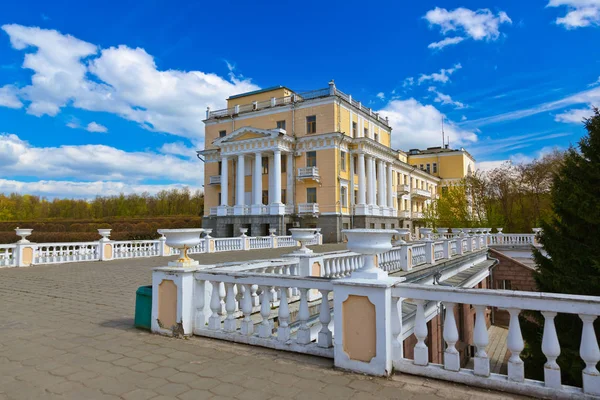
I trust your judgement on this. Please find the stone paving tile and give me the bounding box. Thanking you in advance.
[0,246,530,400]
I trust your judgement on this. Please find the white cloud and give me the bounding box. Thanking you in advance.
[476,146,563,171]
[589,76,600,86]
[427,87,466,109]
[0,24,260,141]
[461,115,467,121]
[377,98,478,150]
[0,133,200,183]
[418,64,462,84]
[402,77,415,87]
[464,85,600,127]
[0,179,199,199]
[376,92,385,100]
[427,36,465,50]
[85,122,107,133]
[554,107,595,123]
[0,84,23,109]
[159,141,196,158]
[424,7,512,48]
[547,0,600,29]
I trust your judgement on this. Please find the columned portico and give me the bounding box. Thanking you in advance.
[251,152,263,215]
[269,149,285,215]
[234,154,245,215]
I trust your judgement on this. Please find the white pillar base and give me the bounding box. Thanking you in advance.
[234,205,246,215]
[217,206,228,216]
[269,203,285,215]
[354,204,368,215]
[251,205,263,215]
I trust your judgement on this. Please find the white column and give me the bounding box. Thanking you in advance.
[356,153,367,215]
[251,152,262,215]
[366,155,374,207]
[286,152,293,210]
[377,159,385,208]
[387,163,394,215]
[270,149,285,215]
[268,156,274,204]
[217,156,229,216]
[234,154,245,215]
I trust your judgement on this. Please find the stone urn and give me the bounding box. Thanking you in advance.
[436,228,449,238]
[394,228,411,245]
[157,228,204,267]
[269,228,277,237]
[464,228,473,237]
[239,228,248,237]
[98,229,112,241]
[289,228,317,254]
[342,229,397,279]
[497,228,504,234]
[420,228,433,241]
[15,227,33,243]
[203,229,213,238]
[532,228,542,234]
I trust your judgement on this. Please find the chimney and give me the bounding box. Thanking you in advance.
[328,79,336,95]
[206,106,210,119]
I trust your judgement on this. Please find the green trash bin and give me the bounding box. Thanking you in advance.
[135,285,152,330]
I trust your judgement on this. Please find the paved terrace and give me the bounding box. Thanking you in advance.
[0,245,528,400]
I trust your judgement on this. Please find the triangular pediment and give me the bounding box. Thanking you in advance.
[213,126,285,145]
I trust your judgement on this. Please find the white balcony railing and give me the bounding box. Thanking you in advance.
[398,210,410,219]
[209,207,218,216]
[0,244,16,267]
[297,166,320,180]
[412,211,424,219]
[397,184,410,194]
[411,188,432,199]
[298,203,319,215]
[209,175,221,185]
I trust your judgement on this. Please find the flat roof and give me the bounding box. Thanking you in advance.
[227,86,293,100]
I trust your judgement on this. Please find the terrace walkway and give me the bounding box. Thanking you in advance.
[0,246,528,400]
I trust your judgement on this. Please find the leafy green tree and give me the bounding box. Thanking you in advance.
[521,109,600,386]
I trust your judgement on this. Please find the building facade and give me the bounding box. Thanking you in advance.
[199,81,472,242]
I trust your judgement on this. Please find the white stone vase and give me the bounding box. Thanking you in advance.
[98,229,112,241]
[269,228,277,237]
[342,229,396,279]
[15,227,33,244]
[289,228,317,254]
[497,228,504,234]
[239,228,248,237]
[394,228,411,245]
[420,228,433,241]
[157,228,203,267]
[203,229,213,238]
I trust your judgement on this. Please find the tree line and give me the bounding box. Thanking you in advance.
[0,188,204,221]
[426,150,565,232]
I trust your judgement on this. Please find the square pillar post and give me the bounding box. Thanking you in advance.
[333,277,403,376]
[151,266,196,336]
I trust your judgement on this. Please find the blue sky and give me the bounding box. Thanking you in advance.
[1,0,599,198]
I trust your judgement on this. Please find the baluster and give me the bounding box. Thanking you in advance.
[267,268,278,303]
[258,286,272,338]
[194,280,207,330]
[234,284,251,335]
[277,288,290,342]
[507,308,524,382]
[473,305,490,376]
[218,282,226,314]
[318,290,332,348]
[391,296,403,361]
[223,284,237,332]
[443,302,460,371]
[250,284,259,306]
[541,312,561,388]
[579,314,600,395]
[414,299,428,366]
[297,288,311,344]
[208,281,221,330]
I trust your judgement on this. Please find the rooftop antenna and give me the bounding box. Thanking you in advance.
[441,116,445,147]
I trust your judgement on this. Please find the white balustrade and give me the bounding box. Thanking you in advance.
[412,243,427,266]
[488,233,535,246]
[450,240,457,256]
[277,236,297,247]
[113,240,160,259]
[193,270,334,357]
[249,237,271,250]
[34,242,99,264]
[434,241,444,261]
[214,238,243,252]
[187,239,207,254]
[0,244,16,267]
[391,283,600,398]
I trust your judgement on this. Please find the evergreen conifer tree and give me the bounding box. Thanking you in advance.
[521,108,600,386]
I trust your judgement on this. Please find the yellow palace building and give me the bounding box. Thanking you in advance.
[198,81,474,242]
